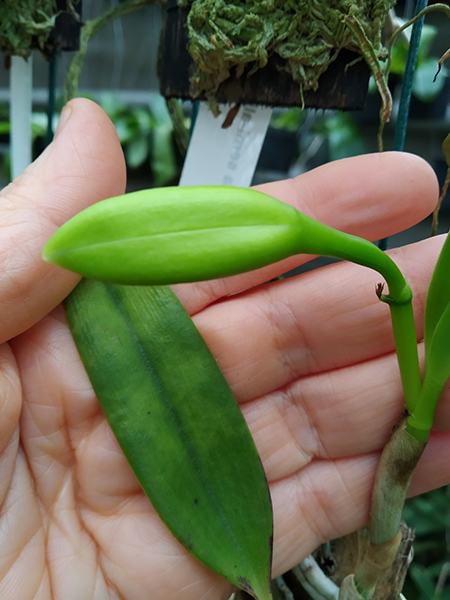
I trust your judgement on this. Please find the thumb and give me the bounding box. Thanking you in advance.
[0,98,126,344]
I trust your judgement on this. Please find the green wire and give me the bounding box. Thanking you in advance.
[45,50,57,147]
[378,0,428,252]
[394,0,429,151]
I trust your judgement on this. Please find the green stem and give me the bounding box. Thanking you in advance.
[353,416,426,598]
[406,376,442,442]
[369,417,425,545]
[296,214,421,416]
[382,301,422,418]
[344,15,392,125]
[166,98,189,156]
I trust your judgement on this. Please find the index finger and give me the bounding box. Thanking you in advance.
[175,152,438,314]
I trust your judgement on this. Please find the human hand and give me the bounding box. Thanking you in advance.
[0,98,448,600]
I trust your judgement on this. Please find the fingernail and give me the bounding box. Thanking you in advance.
[55,105,72,138]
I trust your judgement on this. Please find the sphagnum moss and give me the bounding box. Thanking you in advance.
[180,0,395,104]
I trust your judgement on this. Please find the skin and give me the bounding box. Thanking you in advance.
[0,98,448,600]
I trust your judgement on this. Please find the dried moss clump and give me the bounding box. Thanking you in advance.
[180,0,395,101]
[0,0,58,57]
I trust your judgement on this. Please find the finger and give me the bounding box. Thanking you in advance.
[76,419,231,600]
[192,235,444,404]
[270,431,450,578]
[247,337,450,483]
[239,328,450,485]
[242,348,408,482]
[175,152,439,314]
[0,98,126,344]
[0,345,21,457]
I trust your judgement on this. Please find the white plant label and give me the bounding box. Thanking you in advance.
[10,55,33,179]
[179,102,272,187]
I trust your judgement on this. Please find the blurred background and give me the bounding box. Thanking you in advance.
[1,1,450,598]
[0,1,448,225]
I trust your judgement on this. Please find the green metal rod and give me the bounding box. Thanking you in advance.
[394,0,428,151]
[46,50,57,147]
[378,0,428,252]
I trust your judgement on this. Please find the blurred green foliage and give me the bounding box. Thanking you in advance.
[99,93,184,186]
[269,107,367,171]
[402,486,450,599]
[374,22,449,102]
[0,93,188,186]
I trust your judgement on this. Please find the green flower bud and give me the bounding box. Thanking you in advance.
[43,186,305,284]
[44,183,422,430]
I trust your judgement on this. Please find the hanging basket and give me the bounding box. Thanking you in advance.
[159,0,394,111]
[0,0,81,59]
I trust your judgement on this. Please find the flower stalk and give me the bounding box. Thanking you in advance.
[291,213,422,417]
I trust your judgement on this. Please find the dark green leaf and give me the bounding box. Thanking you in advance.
[65,281,274,600]
[424,232,450,352]
[418,301,450,430]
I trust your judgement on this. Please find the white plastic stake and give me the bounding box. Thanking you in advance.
[10,55,33,179]
[179,102,272,188]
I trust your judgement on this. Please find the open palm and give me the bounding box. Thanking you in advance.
[0,99,448,600]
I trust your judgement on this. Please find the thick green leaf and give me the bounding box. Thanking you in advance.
[418,301,450,427]
[424,231,450,351]
[407,227,450,433]
[65,280,273,600]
